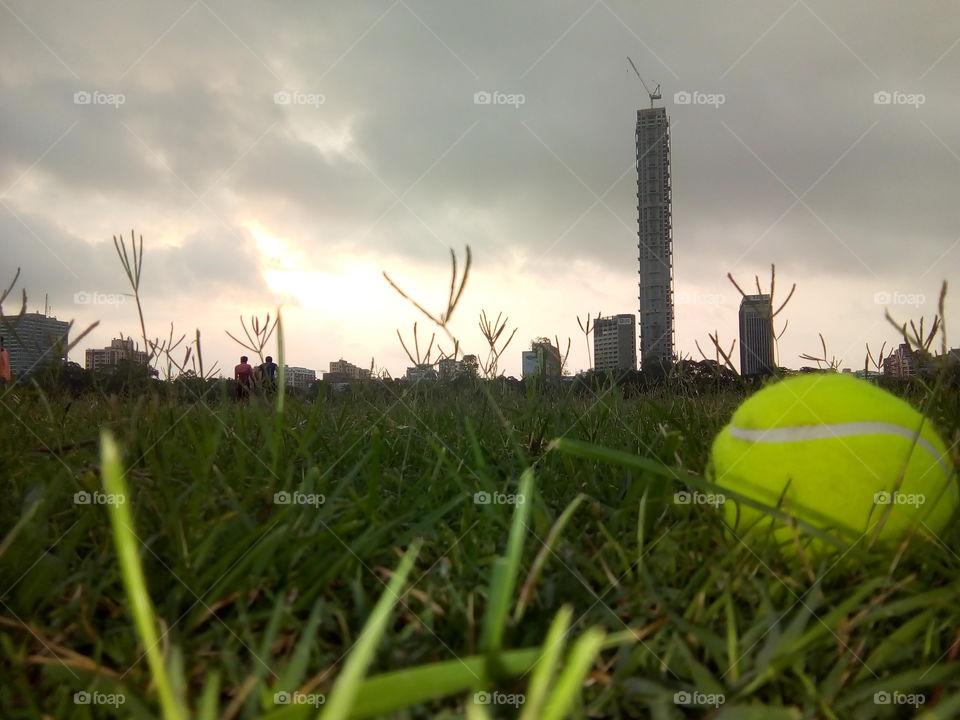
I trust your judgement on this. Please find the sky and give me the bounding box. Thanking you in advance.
[2,1,959,378]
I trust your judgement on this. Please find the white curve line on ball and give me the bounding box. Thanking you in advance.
[728,421,952,478]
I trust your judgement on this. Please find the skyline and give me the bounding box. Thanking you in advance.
[2,2,959,378]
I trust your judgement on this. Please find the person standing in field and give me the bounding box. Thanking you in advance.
[259,355,278,393]
[234,355,254,401]
[0,336,11,389]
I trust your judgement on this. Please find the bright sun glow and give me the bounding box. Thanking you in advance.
[246,222,391,315]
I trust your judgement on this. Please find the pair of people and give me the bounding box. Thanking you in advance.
[234,355,278,400]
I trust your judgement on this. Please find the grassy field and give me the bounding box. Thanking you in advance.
[1,373,959,719]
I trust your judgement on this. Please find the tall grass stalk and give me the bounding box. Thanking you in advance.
[100,430,186,720]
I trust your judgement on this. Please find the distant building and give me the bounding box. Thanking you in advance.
[522,341,561,380]
[739,295,774,376]
[85,337,149,371]
[883,345,960,378]
[1,312,70,376]
[637,104,675,367]
[284,366,316,389]
[593,314,637,375]
[323,358,371,383]
[843,368,882,381]
[882,344,917,378]
[438,357,461,380]
[521,351,537,378]
[405,364,437,382]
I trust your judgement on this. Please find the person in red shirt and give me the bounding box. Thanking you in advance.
[0,336,11,388]
[234,355,254,400]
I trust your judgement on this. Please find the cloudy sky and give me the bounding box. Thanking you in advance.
[2,1,958,377]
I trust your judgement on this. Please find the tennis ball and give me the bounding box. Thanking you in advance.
[709,373,957,551]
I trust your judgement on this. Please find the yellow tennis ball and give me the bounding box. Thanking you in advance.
[709,373,957,551]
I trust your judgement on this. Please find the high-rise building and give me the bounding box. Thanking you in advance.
[1,312,70,376]
[739,294,775,376]
[636,105,674,368]
[593,314,637,375]
[85,337,149,371]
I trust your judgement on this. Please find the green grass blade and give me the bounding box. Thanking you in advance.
[514,496,585,621]
[916,690,960,720]
[277,305,286,413]
[539,627,605,720]
[0,486,42,560]
[100,430,186,720]
[276,597,325,693]
[481,468,534,653]
[196,671,220,720]
[258,626,646,720]
[549,437,678,479]
[716,707,801,720]
[518,605,573,720]
[319,538,422,720]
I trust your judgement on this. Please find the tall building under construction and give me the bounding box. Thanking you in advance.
[636,106,675,367]
[739,294,775,376]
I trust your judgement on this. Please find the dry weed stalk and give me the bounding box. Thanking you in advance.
[225,313,279,365]
[384,246,519,379]
[478,310,517,379]
[577,312,599,371]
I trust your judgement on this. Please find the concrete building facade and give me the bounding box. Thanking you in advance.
[522,341,561,380]
[636,106,675,368]
[1,312,70,376]
[883,344,917,378]
[405,364,438,382]
[438,357,461,380]
[85,337,149,371]
[738,294,775,376]
[883,345,960,378]
[593,314,637,375]
[325,359,371,381]
[284,366,316,390]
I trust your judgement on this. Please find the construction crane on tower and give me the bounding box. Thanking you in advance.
[627,56,661,108]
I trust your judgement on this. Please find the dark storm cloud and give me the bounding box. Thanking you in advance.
[2,0,959,312]
[0,210,264,313]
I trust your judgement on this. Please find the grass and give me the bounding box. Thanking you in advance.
[1,372,959,719]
